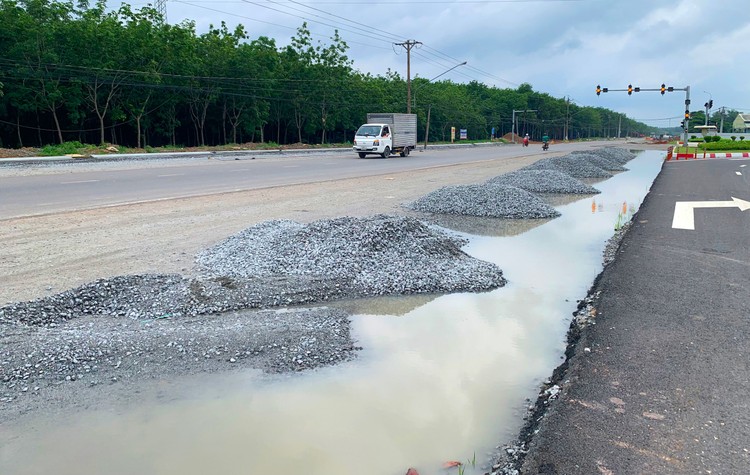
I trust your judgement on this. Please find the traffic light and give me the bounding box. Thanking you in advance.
[627,84,633,95]
[685,110,690,119]
[708,100,713,109]
[634,87,640,92]
[596,85,601,96]
[680,120,685,129]
[660,84,666,95]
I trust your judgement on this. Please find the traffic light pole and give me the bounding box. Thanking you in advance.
[596,83,691,143]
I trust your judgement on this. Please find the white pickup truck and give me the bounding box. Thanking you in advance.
[353,113,417,158]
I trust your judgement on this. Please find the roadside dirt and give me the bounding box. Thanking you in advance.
[0,154,543,305]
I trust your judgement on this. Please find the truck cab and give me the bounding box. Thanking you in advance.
[353,123,392,158]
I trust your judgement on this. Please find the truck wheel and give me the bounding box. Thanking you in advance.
[358,152,366,158]
[381,146,390,159]
[399,150,406,157]
[404,147,410,157]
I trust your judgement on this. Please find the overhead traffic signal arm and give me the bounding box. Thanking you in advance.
[595,84,685,95]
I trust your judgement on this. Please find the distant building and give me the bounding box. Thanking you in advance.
[733,113,750,132]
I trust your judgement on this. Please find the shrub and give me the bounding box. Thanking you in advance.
[700,140,750,151]
[741,136,745,141]
[40,141,87,156]
[731,136,737,141]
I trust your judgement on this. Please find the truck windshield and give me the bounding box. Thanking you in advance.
[356,125,381,137]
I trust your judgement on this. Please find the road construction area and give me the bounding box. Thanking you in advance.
[6,143,746,475]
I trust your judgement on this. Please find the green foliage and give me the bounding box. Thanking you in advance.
[40,141,89,156]
[699,140,750,151]
[0,0,655,150]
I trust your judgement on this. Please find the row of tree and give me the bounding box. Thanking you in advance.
[0,0,655,149]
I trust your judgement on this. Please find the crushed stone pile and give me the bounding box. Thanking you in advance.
[486,169,600,195]
[523,155,613,179]
[593,147,636,165]
[567,152,628,172]
[1,216,506,328]
[407,184,560,219]
[197,214,506,296]
[0,274,193,327]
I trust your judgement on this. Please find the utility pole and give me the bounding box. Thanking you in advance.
[719,106,726,133]
[395,40,422,114]
[617,115,622,138]
[512,109,537,143]
[564,96,570,141]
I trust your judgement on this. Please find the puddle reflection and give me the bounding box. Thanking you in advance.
[0,151,664,475]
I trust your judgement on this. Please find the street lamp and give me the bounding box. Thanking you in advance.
[412,61,467,109]
[415,61,468,150]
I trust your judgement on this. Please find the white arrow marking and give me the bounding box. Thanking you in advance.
[672,197,750,230]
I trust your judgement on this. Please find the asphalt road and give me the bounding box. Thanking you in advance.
[520,157,750,474]
[0,141,611,219]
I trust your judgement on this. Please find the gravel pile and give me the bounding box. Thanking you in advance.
[594,147,636,165]
[0,274,194,326]
[407,184,560,219]
[2,214,506,411]
[2,215,505,328]
[0,306,358,406]
[567,152,628,172]
[197,214,506,295]
[485,170,600,195]
[522,155,613,179]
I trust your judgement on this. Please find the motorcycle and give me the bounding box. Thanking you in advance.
[542,142,549,151]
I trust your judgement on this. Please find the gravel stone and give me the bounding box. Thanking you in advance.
[567,152,628,172]
[1,213,506,416]
[406,184,560,219]
[486,170,600,195]
[0,306,359,411]
[592,147,637,165]
[196,214,506,296]
[522,155,613,179]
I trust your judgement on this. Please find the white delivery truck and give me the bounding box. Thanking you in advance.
[353,113,417,158]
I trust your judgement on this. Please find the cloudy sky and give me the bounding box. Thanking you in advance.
[119,0,749,129]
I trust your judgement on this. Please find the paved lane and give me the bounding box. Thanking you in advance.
[0,141,613,219]
[520,157,750,474]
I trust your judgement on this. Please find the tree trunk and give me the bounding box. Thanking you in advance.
[50,107,63,144]
[16,114,23,148]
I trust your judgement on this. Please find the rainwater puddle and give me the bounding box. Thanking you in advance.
[0,151,664,475]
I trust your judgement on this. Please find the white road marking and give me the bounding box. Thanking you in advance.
[737,172,743,176]
[283,165,299,168]
[672,197,750,230]
[157,173,185,177]
[741,165,747,168]
[60,179,100,184]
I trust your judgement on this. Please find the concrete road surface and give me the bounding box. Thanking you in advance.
[0,141,615,219]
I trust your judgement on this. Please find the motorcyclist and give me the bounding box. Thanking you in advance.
[542,134,549,150]
[523,134,529,147]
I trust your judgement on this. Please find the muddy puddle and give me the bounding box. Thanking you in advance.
[0,151,664,475]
